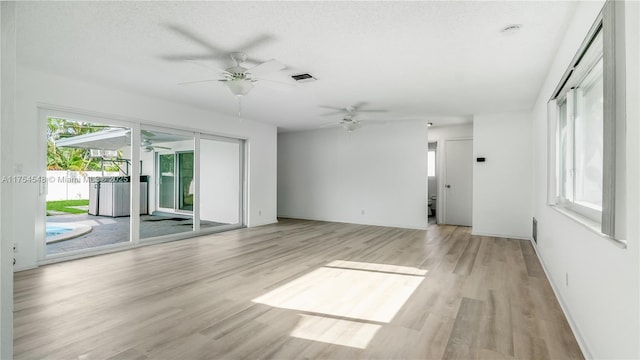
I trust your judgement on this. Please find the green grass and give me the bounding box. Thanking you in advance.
[46,199,89,215]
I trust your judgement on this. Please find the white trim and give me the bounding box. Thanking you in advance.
[549,205,626,249]
[0,3,16,358]
[277,215,428,231]
[530,239,594,360]
[193,133,201,232]
[469,231,531,241]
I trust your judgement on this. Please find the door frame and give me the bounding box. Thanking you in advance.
[37,105,140,263]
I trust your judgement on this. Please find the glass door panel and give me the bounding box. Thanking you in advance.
[178,151,194,212]
[199,137,243,231]
[45,116,132,255]
[139,128,194,239]
[158,154,175,209]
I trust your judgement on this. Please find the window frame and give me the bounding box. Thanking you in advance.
[547,0,625,243]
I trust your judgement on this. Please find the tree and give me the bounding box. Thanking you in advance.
[47,117,119,172]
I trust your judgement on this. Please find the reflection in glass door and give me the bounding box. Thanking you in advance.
[158,154,175,210]
[140,128,194,240]
[178,151,194,212]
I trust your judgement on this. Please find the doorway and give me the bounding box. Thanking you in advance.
[443,138,473,226]
[158,153,175,210]
[428,142,438,224]
[157,151,194,213]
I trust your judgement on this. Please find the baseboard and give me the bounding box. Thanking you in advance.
[277,215,427,230]
[248,218,278,227]
[13,264,37,272]
[470,230,531,240]
[529,241,594,359]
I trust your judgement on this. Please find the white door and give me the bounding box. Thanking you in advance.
[444,139,473,226]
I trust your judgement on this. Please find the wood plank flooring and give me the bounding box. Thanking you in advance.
[13,219,583,359]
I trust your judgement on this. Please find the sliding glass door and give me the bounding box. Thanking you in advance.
[140,127,194,239]
[43,115,133,256]
[198,136,244,231]
[177,151,194,212]
[158,153,175,210]
[39,114,246,262]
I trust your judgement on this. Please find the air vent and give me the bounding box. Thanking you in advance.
[291,73,317,82]
[532,217,538,244]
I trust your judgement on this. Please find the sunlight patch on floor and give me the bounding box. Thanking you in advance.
[326,260,428,276]
[253,261,427,348]
[290,314,382,349]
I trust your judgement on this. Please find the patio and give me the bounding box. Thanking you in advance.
[46,213,225,255]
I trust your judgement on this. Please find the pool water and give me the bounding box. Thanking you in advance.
[46,225,73,238]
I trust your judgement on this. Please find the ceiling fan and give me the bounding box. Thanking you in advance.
[319,103,387,132]
[179,52,287,97]
[141,138,171,152]
[140,130,172,152]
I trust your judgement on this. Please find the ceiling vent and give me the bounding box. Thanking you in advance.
[291,73,317,83]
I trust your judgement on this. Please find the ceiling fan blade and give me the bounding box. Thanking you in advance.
[237,34,275,54]
[141,130,156,138]
[319,105,347,111]
[356,109,388,113]
[350,101,368,111]
[248,59,285,76]
[320,110,347,117]
[183,59,229,74]
[177,79,221,86]
[160,54,218,62]
[254,77,296,87]
[153,146,172,150]
[164,24,225,56]
[319,122,338,128]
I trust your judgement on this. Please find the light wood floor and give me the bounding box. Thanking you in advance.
[14,219,583,359]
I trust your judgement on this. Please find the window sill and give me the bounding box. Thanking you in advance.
[549,205,627,249]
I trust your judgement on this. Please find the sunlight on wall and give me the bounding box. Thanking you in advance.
[253,260,427,349]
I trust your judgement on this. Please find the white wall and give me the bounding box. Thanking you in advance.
[472,112,532,239]
[200,139,240,224]
[531,1,639,359]
[10,65,277,270]
[278,121,428,229]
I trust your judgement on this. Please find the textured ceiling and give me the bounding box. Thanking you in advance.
[15,1,577,132]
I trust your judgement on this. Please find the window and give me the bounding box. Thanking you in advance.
[548,0,625,241]
[427,150,436,177]
[555,28,604,222]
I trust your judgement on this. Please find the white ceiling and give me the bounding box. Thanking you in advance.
[15,1,576,132]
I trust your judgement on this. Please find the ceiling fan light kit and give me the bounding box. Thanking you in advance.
[225,78,255,96]
[342,121,360,133]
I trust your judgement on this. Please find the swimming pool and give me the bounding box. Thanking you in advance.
[45,222,92,243]
[46,225,73,238]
